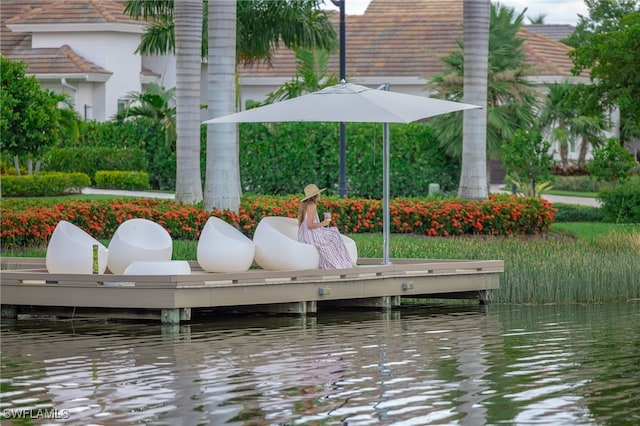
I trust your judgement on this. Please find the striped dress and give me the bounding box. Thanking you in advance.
[298,211,353,269]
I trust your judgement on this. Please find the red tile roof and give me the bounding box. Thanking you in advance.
[239,0,584,80]
[1,0,135,77]
[1,0,582,81]
[9,45,111,76]
[5,0,137,26]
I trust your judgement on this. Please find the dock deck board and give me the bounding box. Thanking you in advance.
[1,257,503,322]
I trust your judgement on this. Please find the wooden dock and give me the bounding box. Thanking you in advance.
[1,257,503,323]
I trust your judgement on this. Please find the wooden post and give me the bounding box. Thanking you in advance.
[161,308,191,324]
[1,305,17,319]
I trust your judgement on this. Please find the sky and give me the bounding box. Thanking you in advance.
[321,0,589,25]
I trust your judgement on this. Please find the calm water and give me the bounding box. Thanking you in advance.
[1,302,639,425]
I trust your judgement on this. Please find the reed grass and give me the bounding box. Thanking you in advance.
[4,225,638,305]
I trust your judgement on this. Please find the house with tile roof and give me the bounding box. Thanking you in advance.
[1,0,170,122]
[3,0,611,171]
[3,0,589,120]
[238,0,590,105]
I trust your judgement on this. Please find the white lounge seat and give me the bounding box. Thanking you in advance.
[253,217,320,270]
[342,235,359,266]
[123,260,191,275]
[46,220,108,274]
[253,216,358,270]
[107,218,172,274]
[197,216,255,272]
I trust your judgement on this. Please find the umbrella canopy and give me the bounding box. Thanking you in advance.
[203,82,481,264]
[203,82,478,124]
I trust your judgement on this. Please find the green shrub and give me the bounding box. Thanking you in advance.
[44,147,147,184]
[1,172,91,197]
[553,203,604,222]
[598,182,640,223]
[238,122,460,197]
[552,175,611,193]
[94,171,151,191]
[61,119,174,190]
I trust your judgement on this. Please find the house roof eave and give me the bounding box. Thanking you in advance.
[8,23,146,34]
[525,75,591,85]
[33,72,111,82]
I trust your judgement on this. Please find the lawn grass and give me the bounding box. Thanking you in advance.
[551,222,639,242]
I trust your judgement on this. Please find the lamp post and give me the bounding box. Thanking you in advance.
[330,0,347,198]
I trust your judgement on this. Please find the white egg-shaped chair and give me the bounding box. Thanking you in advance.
[46,220,108,274]
[342,235,359,266]
[253,217,320,271]
[197,216,255,272]
[107,218,172,274]
[123,260,191,275]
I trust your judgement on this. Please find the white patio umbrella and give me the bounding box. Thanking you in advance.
[203,81,481,264]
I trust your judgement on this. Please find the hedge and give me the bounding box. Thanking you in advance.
[238,122,461,198]
[598,182,640,223]
[46,119,460,197]
[553,203,604,222]
[1,195,555,248]
[1,172,91,197]
[94,170,151,191]
[44,147,148,184]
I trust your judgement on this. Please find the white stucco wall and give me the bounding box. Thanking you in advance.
[32,31,142,121]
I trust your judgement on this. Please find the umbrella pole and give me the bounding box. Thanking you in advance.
[382,122,391,265]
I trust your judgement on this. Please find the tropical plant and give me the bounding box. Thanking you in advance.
[428,3,539,191]
[588,137,636,186]
[527,13,547,24]
[261,48,340,104]
[501,129,554,197]
[114,82,177,151]
[0,57,63,175]
[56,93,82,147]
[538,80,609,170]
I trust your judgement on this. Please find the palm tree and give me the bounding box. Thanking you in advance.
[538,81,608,170]
[174,0,203,204]
[124,0,337,211]
[429,3,538,197]
[205,0,239,212]
[459,0,490,199]
[528,14,547,24]
[114,82,177,151]
[261,48,339,104]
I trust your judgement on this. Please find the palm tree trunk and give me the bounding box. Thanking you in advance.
[174,0,203,203]
[577,138,590,169]
[205,0,240,213]
[459,0,490,200]
[560,142,569,170]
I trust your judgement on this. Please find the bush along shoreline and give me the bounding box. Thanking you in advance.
[1,195,554,249]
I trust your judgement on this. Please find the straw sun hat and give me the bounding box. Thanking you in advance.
[301,184,326,201]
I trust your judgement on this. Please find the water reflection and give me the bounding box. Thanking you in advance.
[1,302,638,425]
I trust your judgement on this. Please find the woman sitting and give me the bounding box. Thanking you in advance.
[297,184,352,269]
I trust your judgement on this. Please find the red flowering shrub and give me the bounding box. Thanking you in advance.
[1,195,555,249]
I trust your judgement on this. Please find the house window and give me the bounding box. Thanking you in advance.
[117,99,127,113]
